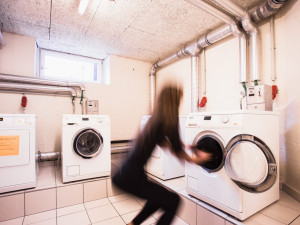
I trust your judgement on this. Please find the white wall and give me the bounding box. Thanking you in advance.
[0,33,151,154]
[156,1,300,199]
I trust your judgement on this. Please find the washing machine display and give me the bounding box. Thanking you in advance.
[73,128,103,158]
[185,111,279,220]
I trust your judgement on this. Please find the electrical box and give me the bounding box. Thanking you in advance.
[86,100,99,115]
[246,85,273,111]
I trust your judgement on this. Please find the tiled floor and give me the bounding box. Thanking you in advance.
[0,193,188,225]
[1,152,300,225]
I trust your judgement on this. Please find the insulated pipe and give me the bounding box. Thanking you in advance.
[212,0,260,82]
[0,31,6,47]
[36,151,60,162]
[148,0,288,111]
[250,0,288,23]
[0,73,85,91]
[0,82,77,97]
[149,74,156,112]
[191,55,200,112]
[270,16,276,81]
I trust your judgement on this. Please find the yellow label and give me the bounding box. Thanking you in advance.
[0,136,19,156]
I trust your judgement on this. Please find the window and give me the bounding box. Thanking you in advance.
[38,49,109,84]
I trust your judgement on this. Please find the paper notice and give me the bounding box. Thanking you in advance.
[0,136,20,156]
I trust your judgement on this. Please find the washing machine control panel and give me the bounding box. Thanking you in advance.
[186,114,242,128]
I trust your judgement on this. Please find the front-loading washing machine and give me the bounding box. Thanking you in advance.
[0,114,36,193]
[62,114,111,183]
[141,115,186,180]
[185,110,279,220]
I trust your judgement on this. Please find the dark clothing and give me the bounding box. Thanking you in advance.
[112,117,182,225]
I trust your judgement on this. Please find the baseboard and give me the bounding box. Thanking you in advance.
[282,182,300,202]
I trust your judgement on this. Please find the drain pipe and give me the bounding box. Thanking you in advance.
[36,151,60,162]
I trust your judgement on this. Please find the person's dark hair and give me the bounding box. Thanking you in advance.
[151,84,183,149]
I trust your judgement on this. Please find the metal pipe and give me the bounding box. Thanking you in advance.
[0,73,85,91]
[184,0,235,25]
[191,55,200,112]
[250,0,288,23]
[148,0,288,111]
[36,151,60,162]
[0,82,77,96]
[212,0,258,82]
[270,16,276,81]
[149,74,156,112]
[0,30,6,47]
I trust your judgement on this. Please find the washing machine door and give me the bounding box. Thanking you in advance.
[73,128,103,159]
[192,131,226,172]
[225,134,277,193]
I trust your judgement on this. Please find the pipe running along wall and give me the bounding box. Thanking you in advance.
[0,73,85,105]
[148,0,288,112]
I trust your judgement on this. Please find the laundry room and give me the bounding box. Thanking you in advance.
[0,0,300,225]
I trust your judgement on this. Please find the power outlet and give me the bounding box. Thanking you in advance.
[86,100,99,114]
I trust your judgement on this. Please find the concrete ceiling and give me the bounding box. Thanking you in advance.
[0,0,262,63]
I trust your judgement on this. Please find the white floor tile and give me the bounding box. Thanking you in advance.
[0,217,23,225]
[108,194,132,203]
[30,218,57,225]
[57,204,85,217]
[290,216,300,225]
[244,213,285,225]
[23,210,56,225]
[57,211,90,225]
[87,204,119,223]
[278,191,300,211]
[121,210,157,225]
[84,198,110,210]
[171,216,189,225]
[260,202,300,224]
[113,199,142,215]
[92,216,126,225]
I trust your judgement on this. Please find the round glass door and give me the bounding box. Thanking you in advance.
[225,134,277,193]
[73,128,103,159]
[193,133,225,172]
[225,141,268,185]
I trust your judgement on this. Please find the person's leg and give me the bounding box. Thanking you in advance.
[131,180,181,225]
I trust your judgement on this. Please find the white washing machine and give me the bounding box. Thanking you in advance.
[185,110,279,220]
[141,115,186,180]
[62,114,111,183]
[0,114,36,193]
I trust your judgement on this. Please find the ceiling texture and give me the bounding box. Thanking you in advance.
[0,0,262,63]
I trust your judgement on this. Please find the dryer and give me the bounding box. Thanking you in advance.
[0,114,36,193]
[62,114,111,183]
[185,110,279,220]
[141,115,186,180]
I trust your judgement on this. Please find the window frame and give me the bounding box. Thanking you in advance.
[37,48,108,84]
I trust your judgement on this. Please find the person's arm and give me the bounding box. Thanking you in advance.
[175,147,212,165]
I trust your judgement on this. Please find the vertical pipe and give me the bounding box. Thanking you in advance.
[270,16,276,81]
[239,36,247,83]
[191,56,199,112]
[250,31,260,82]
[201,49,207,95]
[149,74,156,112]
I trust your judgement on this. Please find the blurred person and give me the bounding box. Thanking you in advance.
[112,84,211,225]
